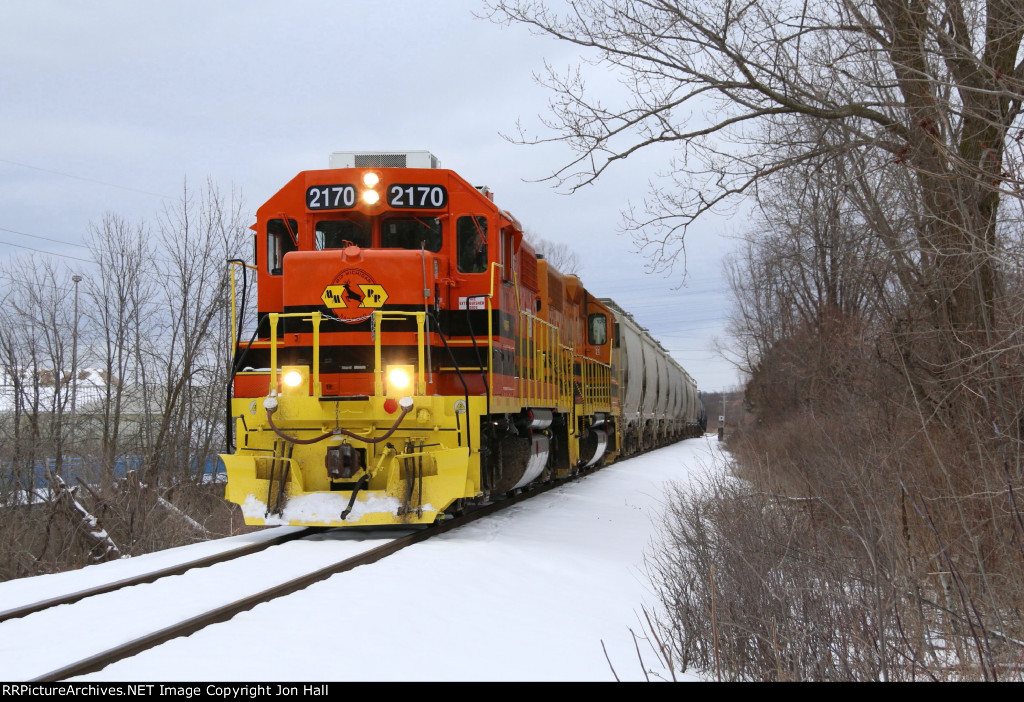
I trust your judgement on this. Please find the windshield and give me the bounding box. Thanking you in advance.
[307,216,444,252]
[381,217,442,252]
[316,219,371,249]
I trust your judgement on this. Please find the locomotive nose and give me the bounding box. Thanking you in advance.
[282,248,442,315]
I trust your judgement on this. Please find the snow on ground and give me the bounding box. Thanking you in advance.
[0,437,725,682]
[0,528,303,614]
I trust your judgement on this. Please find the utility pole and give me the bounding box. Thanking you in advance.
[70,275,82,454]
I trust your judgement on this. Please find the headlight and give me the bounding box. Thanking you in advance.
[387,367,411,390]
[280,366,309,396]
[362,189,380,205]
[362,172,380,187]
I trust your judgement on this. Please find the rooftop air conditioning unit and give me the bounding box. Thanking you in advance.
[329,150,441,169]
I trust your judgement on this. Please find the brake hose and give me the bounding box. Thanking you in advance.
[263,395,413,445]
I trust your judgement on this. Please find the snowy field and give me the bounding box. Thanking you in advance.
[1,437,725,682]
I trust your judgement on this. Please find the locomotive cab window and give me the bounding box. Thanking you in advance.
[500,228,515,283]
[316,219,370,250]
[457,216,488,273]
[267,218,298,275]
[381,217,442,252]
[588,313,608,346]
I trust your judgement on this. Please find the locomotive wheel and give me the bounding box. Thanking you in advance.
[482,431,532,497]
[579,429,599,468]
[546,423,569,480]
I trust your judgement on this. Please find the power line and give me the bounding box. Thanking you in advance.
[0,239,92,263]
[0,158,171,199]
[0,226,89,249]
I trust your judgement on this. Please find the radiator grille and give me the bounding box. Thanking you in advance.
[330,151,441,169]
[521,254,538,290]
[354,153,407,168]
[548,274,563,312]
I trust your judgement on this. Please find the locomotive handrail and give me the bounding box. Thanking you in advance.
[371,310,427,396]
[267,312,323,395]
[577,355,613,415]
[487,262,501,408]
[560,343,574,408]
[517,311,569,409]
[227,260,259,354]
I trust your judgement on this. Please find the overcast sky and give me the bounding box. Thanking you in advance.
[0,1,744,393]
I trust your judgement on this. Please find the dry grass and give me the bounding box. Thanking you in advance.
[646,319,1024,680]
[0,474,252,581]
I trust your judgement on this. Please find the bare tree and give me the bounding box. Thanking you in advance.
[725,117,898,375]
[524,229,583,274]
[0,259,81,474]
[486,1,1024,677]
[84,213,156,486]
[142,178,249,485]
[486,0,1024,334]
[0,178,254,577]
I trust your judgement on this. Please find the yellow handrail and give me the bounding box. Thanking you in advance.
[517,311,564,408]
[267,312,323,395]
[372,310,427,396]
[487,262,501,407]
[578,355,612,415]
[227,260,258,354]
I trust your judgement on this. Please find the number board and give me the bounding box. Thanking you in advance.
[387,184,448,209]
[306,185,357,210]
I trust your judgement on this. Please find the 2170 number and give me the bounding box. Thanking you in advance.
[306,185,357,210]
[387,184,448,209]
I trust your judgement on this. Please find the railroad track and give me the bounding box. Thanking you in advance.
[0,529,314,624]
[26,476,569,682]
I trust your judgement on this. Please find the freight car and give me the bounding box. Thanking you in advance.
[221,150,705,527]
[601,299,706,455]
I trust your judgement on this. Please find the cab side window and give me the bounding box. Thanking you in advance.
[501,228,515,283]
[457,216,488,273]
[588,313,608,345]
[267,218,298,275]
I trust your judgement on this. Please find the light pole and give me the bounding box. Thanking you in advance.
[70,275,82,454]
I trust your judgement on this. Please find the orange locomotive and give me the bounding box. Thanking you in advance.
[221,151,702,527]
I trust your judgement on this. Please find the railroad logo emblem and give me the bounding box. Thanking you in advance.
[322,269,388,322]
[357,284,388,308]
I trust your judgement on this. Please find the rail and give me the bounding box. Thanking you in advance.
[579,356,612,415]
[516,311,572,408]
[227,260,258,354]
[257,310,429,398]
[0,530,312,624]
[30,474,585,682]
[267,312,323,395]
[371,310,427,396]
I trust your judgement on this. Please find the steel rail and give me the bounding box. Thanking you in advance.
[0,529,314,624]
[32,477,571,682]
